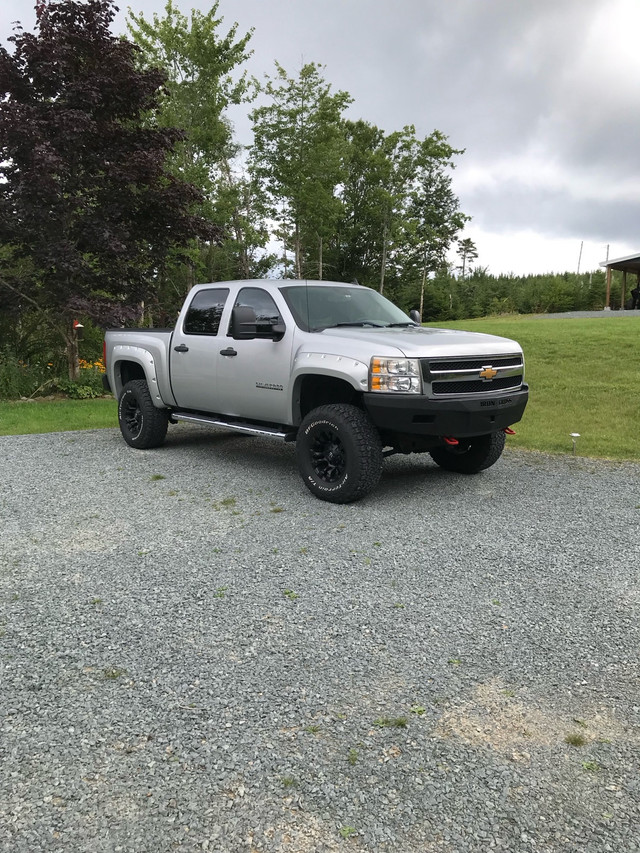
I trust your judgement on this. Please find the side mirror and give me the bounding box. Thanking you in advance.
[271,322,286,342]
[231,305,257,339]
[231,306,286,341]
[409,309,421,324]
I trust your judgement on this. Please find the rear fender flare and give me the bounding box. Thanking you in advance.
[112,345,167,409]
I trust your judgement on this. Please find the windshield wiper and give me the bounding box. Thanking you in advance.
[330,321,386,328]
[385,321,419,327]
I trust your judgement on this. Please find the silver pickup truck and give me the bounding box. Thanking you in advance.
[103,279,528,503]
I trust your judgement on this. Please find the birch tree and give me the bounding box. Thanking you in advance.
[249,62,352,279]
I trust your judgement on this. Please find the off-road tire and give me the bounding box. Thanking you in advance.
[296,404,383,503]
[117,380,169,449]
[429,430,506,474]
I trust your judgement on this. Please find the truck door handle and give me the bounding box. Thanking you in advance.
[174,344,189,353]
[220,347,237,357]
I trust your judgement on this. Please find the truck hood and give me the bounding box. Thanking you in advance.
[316,325,523,358]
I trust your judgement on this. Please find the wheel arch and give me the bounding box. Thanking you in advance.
[290,357,369,425]
[292,372,365,424]
[111,346,167,409]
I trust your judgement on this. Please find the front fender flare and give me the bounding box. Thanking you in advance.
[290,352,370,424]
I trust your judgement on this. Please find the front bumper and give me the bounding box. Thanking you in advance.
[363,385,529,437]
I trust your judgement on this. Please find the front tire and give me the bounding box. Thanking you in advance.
[296,404,383,503]
[117,380,169,449]
[429,431,505,474]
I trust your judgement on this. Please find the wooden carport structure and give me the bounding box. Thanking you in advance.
[600,252,640,309]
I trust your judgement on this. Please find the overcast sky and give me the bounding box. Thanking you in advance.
[2,0,639,275]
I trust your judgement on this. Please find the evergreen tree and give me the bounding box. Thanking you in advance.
[456,237,478,279]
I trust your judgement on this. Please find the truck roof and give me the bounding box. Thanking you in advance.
[188,279,358,294]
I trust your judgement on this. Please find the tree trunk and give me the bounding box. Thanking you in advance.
[295,222,302,279]
[379,217,388,294]
[419,259,428,321]
[66,326,79,382]
[318,234,323,280]
[222,158,251,279]
[0,277,80,381]
[240,244,250,279]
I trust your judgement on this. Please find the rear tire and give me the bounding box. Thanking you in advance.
[296,404,383,503]
[118,380,169,449]
[429,431,505,474]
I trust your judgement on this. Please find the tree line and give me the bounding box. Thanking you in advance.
[125,3,469,322]
[0,0,623,393]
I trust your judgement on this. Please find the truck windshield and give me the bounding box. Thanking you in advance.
[281,285,415,332]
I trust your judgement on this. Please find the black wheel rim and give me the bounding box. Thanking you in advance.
[310,428,346,483]
[122,397,142,437]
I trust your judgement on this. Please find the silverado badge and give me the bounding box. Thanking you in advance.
[479,366,498,380]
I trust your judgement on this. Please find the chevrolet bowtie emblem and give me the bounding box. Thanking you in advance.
[479,366,498,380]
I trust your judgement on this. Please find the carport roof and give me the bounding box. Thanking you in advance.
[600,252,640,273]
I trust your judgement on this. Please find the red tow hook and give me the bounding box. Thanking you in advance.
[443,436,459,446]
[503,427,516,435]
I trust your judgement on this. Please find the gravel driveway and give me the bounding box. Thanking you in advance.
[1,425,639,853]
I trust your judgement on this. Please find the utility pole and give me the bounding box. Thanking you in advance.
[577,241,583,275]
[604,244,611,310]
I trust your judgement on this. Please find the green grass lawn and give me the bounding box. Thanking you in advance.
[1,315,639,461]
[0,397,117,436]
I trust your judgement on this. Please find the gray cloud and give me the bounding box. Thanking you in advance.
[1,0,637,269]
[464,182,640,244]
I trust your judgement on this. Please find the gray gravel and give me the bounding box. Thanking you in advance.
[1,424,639,853]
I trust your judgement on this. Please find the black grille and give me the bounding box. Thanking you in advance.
[428,356,523,372]
[432,376,522,395]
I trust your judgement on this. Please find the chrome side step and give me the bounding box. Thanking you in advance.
[171,411,294,441]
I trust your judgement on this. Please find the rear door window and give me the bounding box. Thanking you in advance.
[183,288,230,335]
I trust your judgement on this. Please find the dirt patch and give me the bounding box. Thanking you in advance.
[435,678,629,754]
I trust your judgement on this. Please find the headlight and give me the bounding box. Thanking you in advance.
[369,357,422,393]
